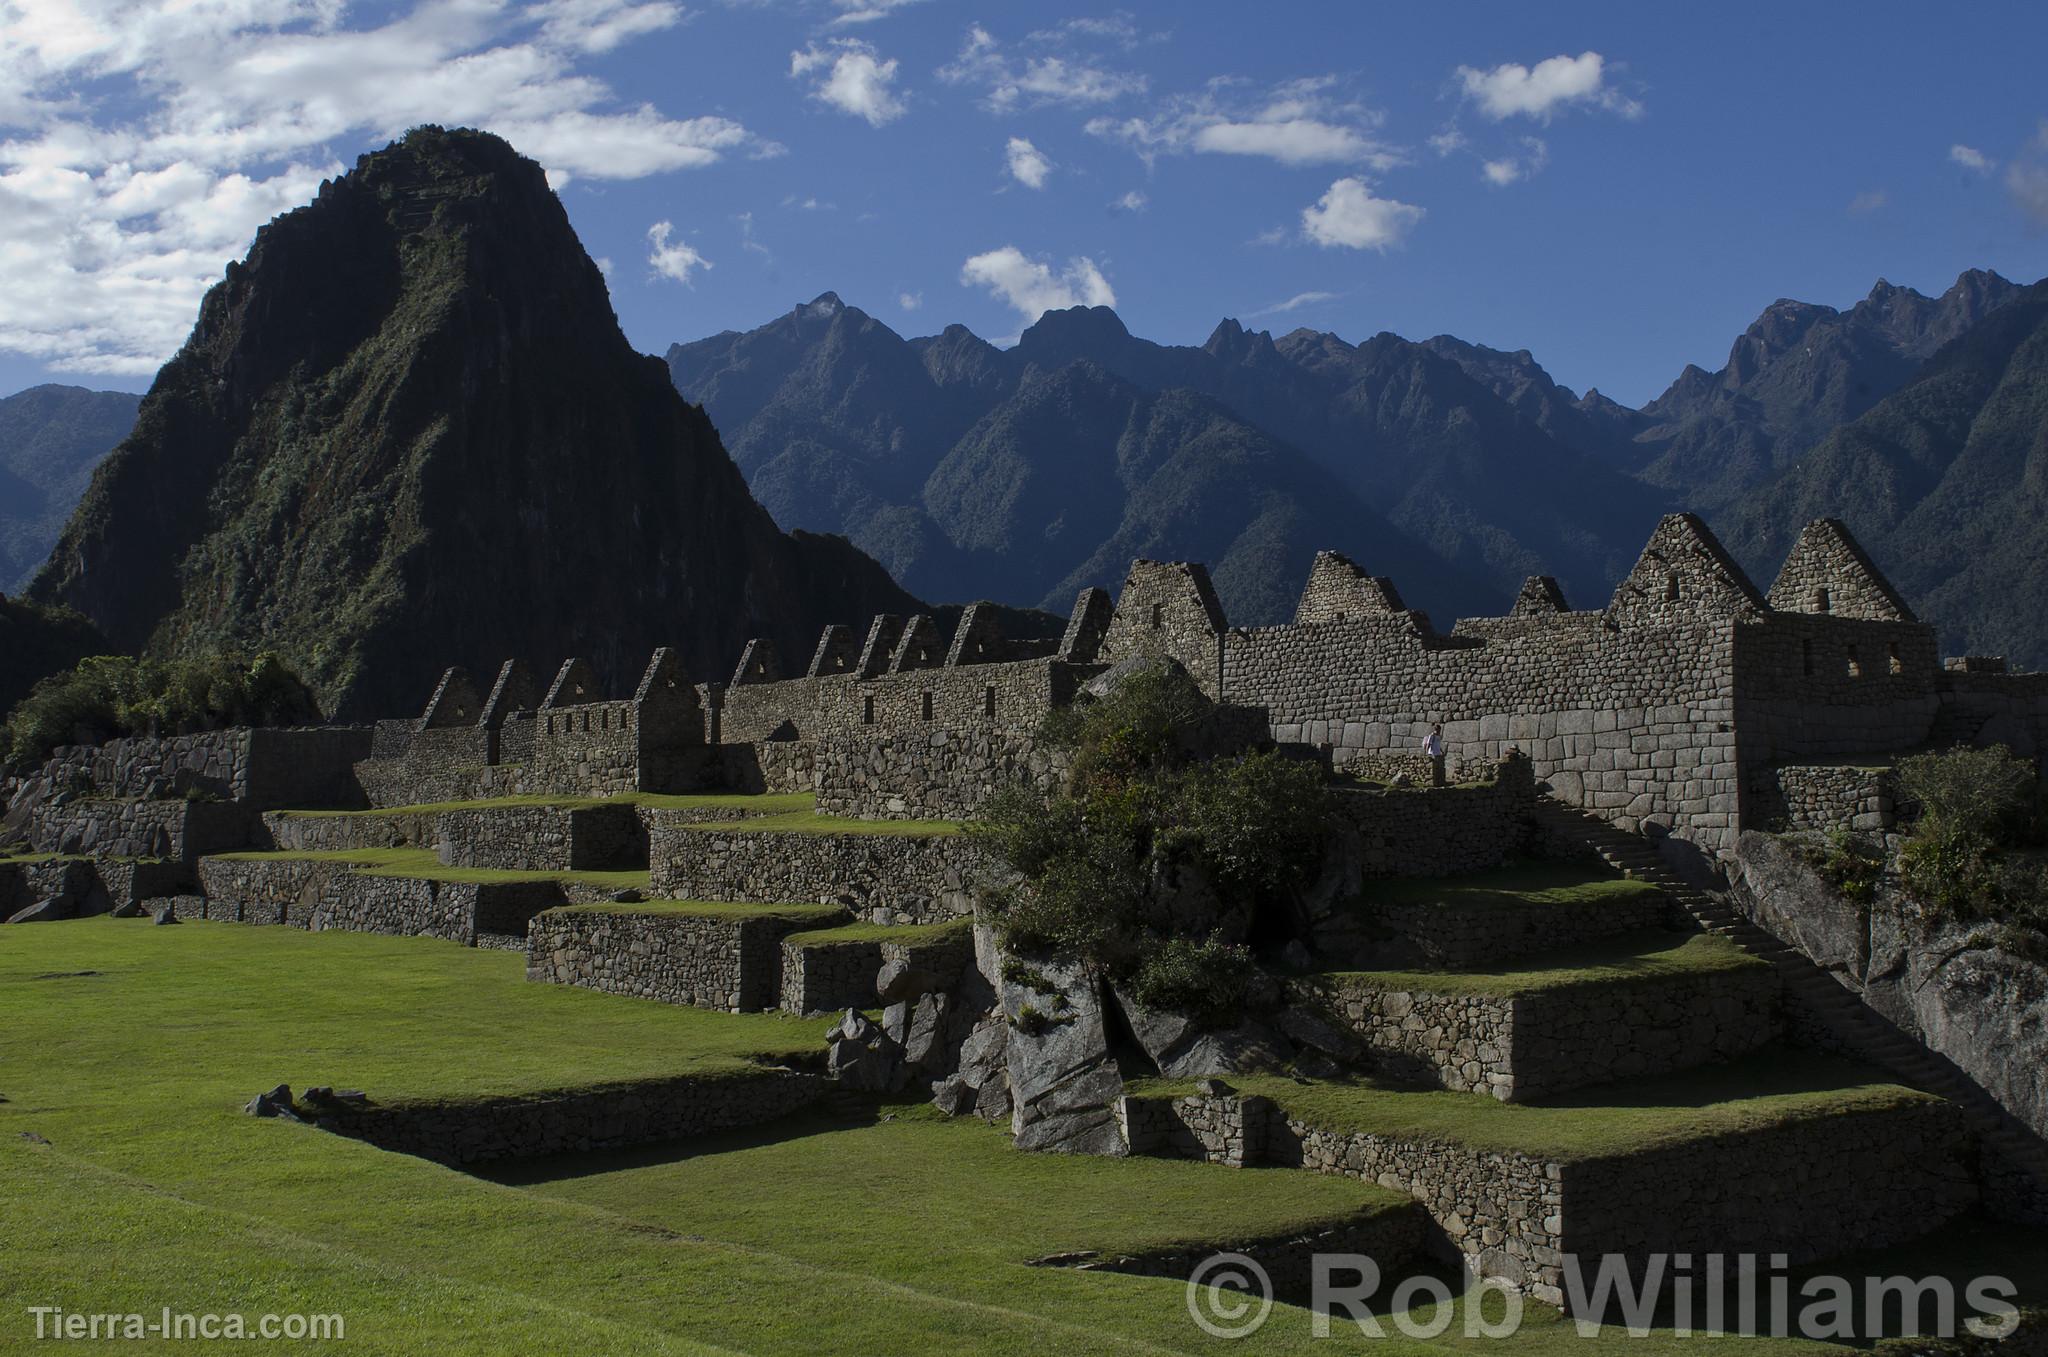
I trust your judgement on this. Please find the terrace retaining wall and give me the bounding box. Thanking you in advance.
[316,1069,826,1166]
[650,828,990,925]
[528,906,846,1011]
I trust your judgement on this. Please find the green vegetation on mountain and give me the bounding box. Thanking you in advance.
[0,594,106,729]
[1,650,318,766]
[26,128,917,718]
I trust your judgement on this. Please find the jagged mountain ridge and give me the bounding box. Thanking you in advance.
[1425,269,2021,509]
[1718,279,2048,667]
[0,385,141,591]
[27,128,921,718]
[667,296,1657,624]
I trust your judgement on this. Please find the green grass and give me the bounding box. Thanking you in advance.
[781,918,975,948]
[276,791,816,818]
[1317,930,1769,997]
[1,921,2035,1353]
[1130,1048,1935,1163]
[1357,860,1663,911]
[543,899,850,927]
[675,810,966,836]
[206,846,650,891]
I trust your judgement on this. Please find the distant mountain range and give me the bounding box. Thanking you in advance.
[0,385,141,591]
[667,268,2041,660]
[4,226,2039,678]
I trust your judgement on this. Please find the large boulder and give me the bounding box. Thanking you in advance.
[1002,955,1126,1156]
[5,897,71,924]
[826,1010,907,1093]
[1111,986,1297,1079]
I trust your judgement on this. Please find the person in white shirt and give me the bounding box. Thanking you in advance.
[1423,722,1446,787]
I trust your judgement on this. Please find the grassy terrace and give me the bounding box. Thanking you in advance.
[1131,1048,1934,1163]
[1356,860,1664,910]
[3,920,2039,1351]
[673,809,966,836]
[4,920,1430,1357]
[543,899,850,927]
[1318,929,1769,997]
[782,918,975,947]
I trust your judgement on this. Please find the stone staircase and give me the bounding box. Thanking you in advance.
[1532,798,2048,1211]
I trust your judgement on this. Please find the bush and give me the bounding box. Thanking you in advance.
[1127,935,1254,1029]
[3,652,321,767]
[1813,829,1886,903]
[1891,745,2048,928]
[978,669,1333,1030]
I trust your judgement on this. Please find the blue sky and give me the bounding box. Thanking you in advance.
[2,0,2045,406]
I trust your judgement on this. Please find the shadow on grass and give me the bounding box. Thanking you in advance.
[475,1089,928,1187]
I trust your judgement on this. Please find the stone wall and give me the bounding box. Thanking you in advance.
[1307,962,1781,1101]
[715,656,1083,745]
[1224,608,1744,851]
[1327,755,1537,881]
[12,727,371,813]
[435,803,645,872]
[780,935,883,1015]
[316,1069,825,1166]
[650,828,990,925]
[26,796,254,860]
[1124,1087,1974,1308]
[1560,1101,1976,1270]
[195,857,561,942]
[528,905,846,1010]
[263,810,435,852]
[1746,763,1899,836]
[814,731,1073,821]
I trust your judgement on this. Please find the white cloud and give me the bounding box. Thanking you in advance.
[735,210,770,259]
[826,0,930,27]
[1847,189,1887,216]
[2008,123,2048,227]
[898,290,922,310]
[1111,189,1147,212]
[1949,144,1994,174]
[1247,290,1337,318]
[1087,76,1399,170]
[1005,136,1052,189]
[939,24,1145,112]
[1428,126,1468,156]
[959,246,1114,323]
[647,220,710,283]
[791,39,907,125]
[1480,137,1549,186]
[1301,177,1424,251]
[1455,51,1641,122]
[0,0,767,375]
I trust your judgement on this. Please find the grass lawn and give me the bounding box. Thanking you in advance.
[1356,860,1664,911]
[1,920,2034,1354]
[206,846,651,891]
[782,918,974,948]
[276,792,818,818]
[675,810,967,836]
[543,899,850,927]
[1130,1049,1934,1163]
[1317,929,1769,997]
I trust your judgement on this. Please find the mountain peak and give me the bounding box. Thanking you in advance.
[803,291,846,316]
[1016,305,1131,356]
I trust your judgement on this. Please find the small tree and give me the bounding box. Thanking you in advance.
[975,664,1332,1027]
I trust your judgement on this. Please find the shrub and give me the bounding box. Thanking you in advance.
[1891,745,2048,929]
[1813,829,1886,903]
[1126,935,1254,1029]
[979,667,1333,1030]
[3,652,321,767]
